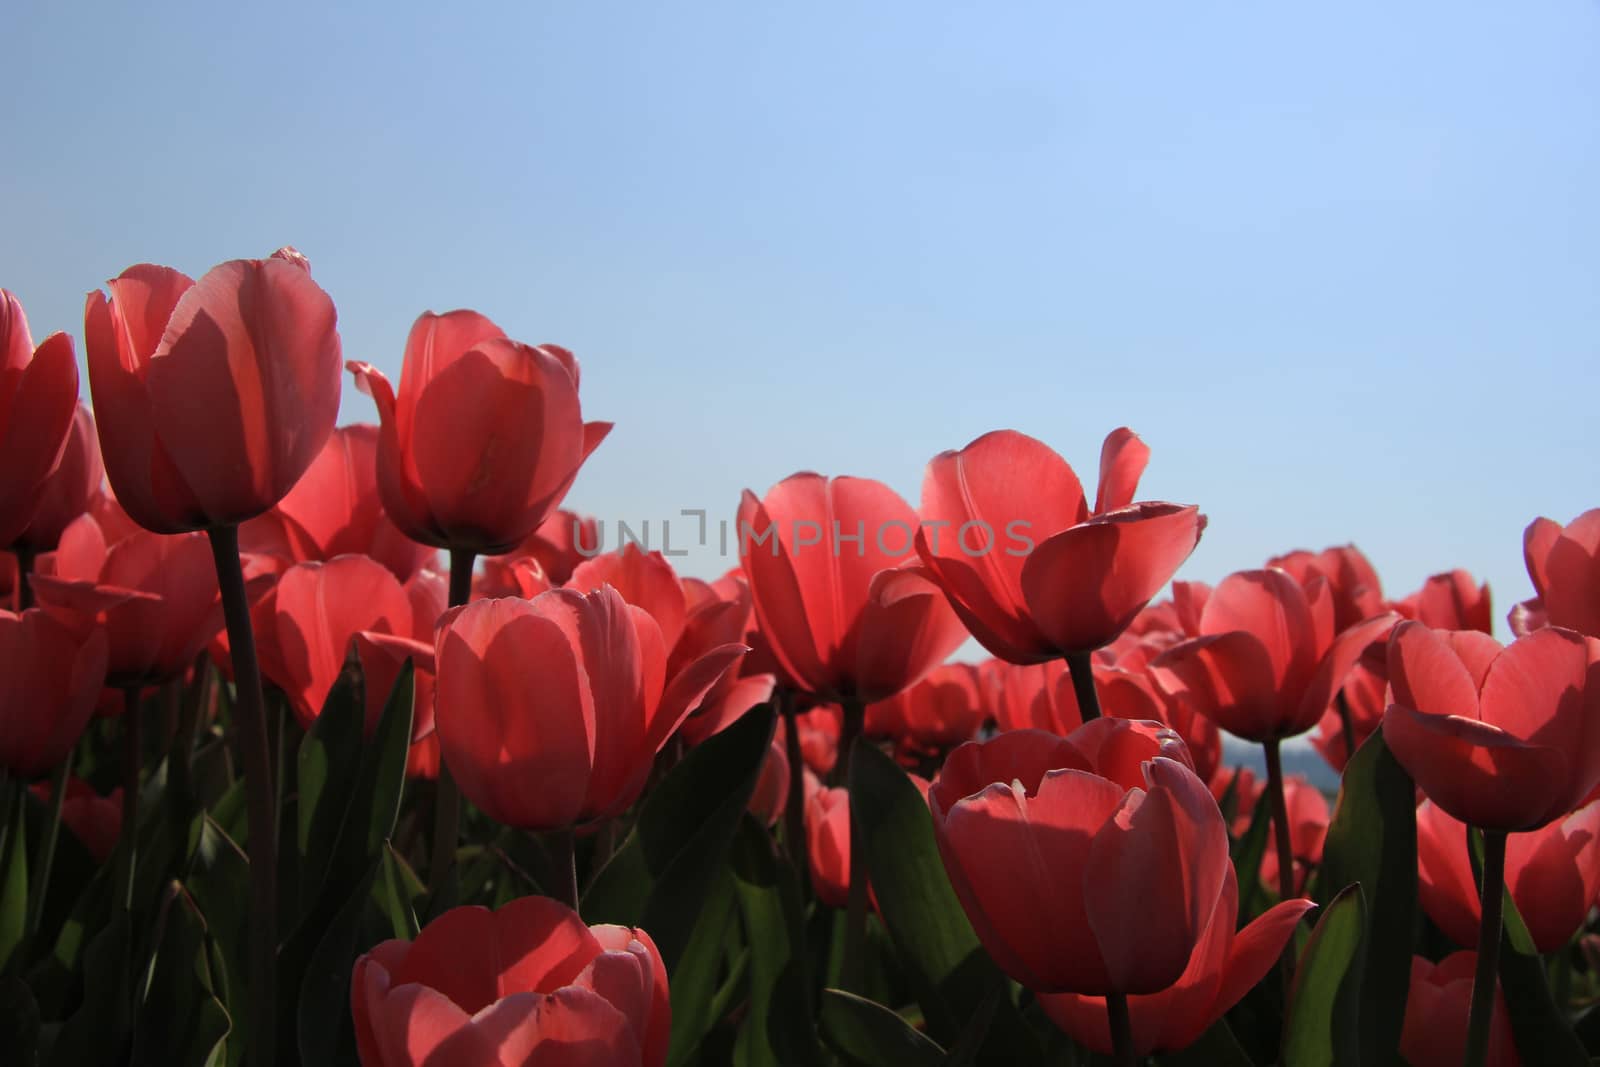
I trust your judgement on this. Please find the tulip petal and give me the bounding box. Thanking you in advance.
[1094,427,1150,514]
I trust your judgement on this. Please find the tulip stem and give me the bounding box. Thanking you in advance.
[1335,690,1357,764]
[780,691,807,869]
[14,547,35,611]
[26,755,70,939]
[113,687,142,913]
[549,828,579,911]
[1064,651,1102,722]
[208,524,277,1067]
[0,778,22,944]
[428,548,476,903]
[840,698,869,992]
[1262,737,1296,903]
[1464,829,1507,1067]
[1106,991,1136,1067]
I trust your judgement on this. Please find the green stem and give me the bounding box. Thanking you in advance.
[25,756,70,938]
[1463,830,1507,1067]
[548,828,579,911]
[1335,690,1357,764]
[1106,991,1136,1067]
[1263,737,1296,902]
[208,524,277,1067]
[113,686,142,913]
[780,690,807,868]
[428,548,476,902]
[839,697,868,992]
[1064,651,1103,722]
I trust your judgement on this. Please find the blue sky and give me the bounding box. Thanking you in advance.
[4,2,1596,632]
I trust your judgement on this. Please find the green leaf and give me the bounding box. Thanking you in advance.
[583,704,775,971]
[1282,882,1366,1067]
[377,843,422,941]
[296,654,368,910]
[0,813,25,972]
[184,816,252,1057]
[819,988,946,1067]
[132,886,231,1067]
[295,866,379,1065]
[729,817,822,1067]
[664,868,738,1067]
[0,975,40,1067]
[1312,726,1416,1065]
[847,742,1041,1064]
[46,913,132,1067]
[1231,789,1276,921]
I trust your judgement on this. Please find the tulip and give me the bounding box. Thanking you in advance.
[1036,863,1312,1057]
[30,506,222,688]
[0,608,106,779]
[1400,953,1519,1067]
[485,508,599,586]
[748,736,790,828]
[865,662,986,760]
[1416,798,1600,954]
[239,424,438,581]
[806,785,853,908]
[1256,776,1329,896]
[1513,509,1599,638]
[1382,621,1600,1067]
[31,777,121,864]
[434,586,745,837]
[348,311,611,556]
[1393,569,1493,635]
[1267,543,1385,632]
[0,290,81,554]
[251,554,414,728]
[84,253,342,534]
[351,896,670,1067]
[86,250,345,1067]
[567,544,688,653]
[916,429,1204,690]
[11,403,102,559]
[1210,766,1265,833]
[1308,656,1386,773]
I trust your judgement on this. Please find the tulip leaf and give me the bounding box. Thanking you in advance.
[1281,882,1366,1067]
[376,842,423,941]
[1312,726,1416,1065]
[131,885,231,1067]
[295,654,368,909]
[1465,829,1589,1066]
[1156,1018,1254,1066]
[819,988,946,1067]
[295,865,378,1066]
[848,742,1042,1064]
[183,816,252,1060]
[665,867,739,1067]
[0,975,40,1067]
[583,704,776,971]
[1231,789,1276,922]
[730,816,823,1067]
[0,811,26,973]
[46,912,132,1067]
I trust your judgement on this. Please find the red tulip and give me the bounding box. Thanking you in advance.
[673,576,762,745]
[806,785,853,908]
[1036,862,1312,1056]
[1152,568,1398,741]
[794,704,842,776]
[1257,776,1329,895]
[0,290,81,549]
[738,473,968,705]
[1394,569,1493,635]
[1417,798,1600,953]
[567,545,687,653]
[1513,510,1600,638]
[1382,622,1600,832]
[30,506,222,687]
[252,555,414,729]
[748,736,790,828]
[928,719,1250,996]
[0,608,107,778]
[865,662,986,756]
[84,252,343,533]
[348,311,611,554]
[1210,766,1265,832]
[1400,953,1519,1067]
[433,587,745,830]
[916,428,1204,662]
[352,896,669,1067]
[240,424,438,580]
[12,403,102,555]
[1307,655,1387,772]
[1267,544,1384,632]
[32,777,122,863]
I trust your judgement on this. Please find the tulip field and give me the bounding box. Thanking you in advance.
[4,250,1600,1067]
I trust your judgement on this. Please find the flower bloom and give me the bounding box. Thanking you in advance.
[240,424,438,581]
[30,502,221,688]
[1513,509,1599,638]
[1393,569,1493,634]
[1400,953,1519,1067]
[1267,544,1384,632]
[1416,798,1600,953]
[352,896,669,1067]
[928,719,1302,997]
[84,251,343,533]
[0,608,107,778]
[349,311,611,554]
[865,662,986,757]
[12,403,102,556]
[484,509,599,587]
[916,428,1205,662]
[738,473,967,704]
[806,785,853,908]
[434,586,745,830]
[1382,621,1600,832]
[0,290,81,549]
[1257,776,1329,895]
[32,776,122,863]
[1152,568,1397,741]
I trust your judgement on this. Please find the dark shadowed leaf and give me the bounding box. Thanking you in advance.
[1282,882,1366,1067]
[820,987,946,1067]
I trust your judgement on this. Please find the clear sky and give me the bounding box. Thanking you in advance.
[4,2,1596,633]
